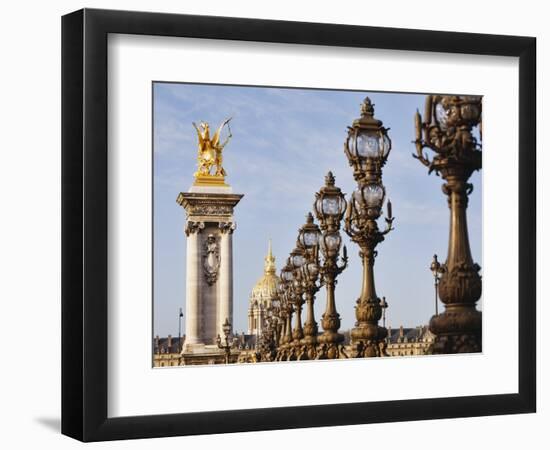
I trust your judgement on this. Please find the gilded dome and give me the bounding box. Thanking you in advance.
[250,240,280,307]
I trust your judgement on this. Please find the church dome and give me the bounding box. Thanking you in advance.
[249,240,280,308]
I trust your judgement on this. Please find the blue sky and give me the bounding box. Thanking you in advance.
[153,83,482,338]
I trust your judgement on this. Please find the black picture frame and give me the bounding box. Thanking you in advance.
[61,8,536,442]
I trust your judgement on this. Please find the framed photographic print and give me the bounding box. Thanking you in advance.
[61,8,536,442]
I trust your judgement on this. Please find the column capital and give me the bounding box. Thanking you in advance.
[185,220,205,236]
[177,192,243,223]
[219,222,236,235]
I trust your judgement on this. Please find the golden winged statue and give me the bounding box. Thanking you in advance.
[192,118,232,183]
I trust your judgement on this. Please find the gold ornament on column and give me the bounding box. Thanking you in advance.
[192,117,232,186]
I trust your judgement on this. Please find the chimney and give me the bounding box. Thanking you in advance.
[155,335,160,353]
[167,334,172,352]
[399,325,404,341]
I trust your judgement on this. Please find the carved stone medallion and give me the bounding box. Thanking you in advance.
[203,234,220,285]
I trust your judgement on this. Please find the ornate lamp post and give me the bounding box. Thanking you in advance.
[343,97,394,358]
[258,310,277,362]
[313,172,349,359]
[277,260,295,360]
[380,296,388,329]
[216,317,234,364]
[414,95,482,353]
[430,254,444,316]
[269,296,281,349]
[275,282,287,352]
[297,213,322,360]
[178,307,184,353]
[288,246,306,360]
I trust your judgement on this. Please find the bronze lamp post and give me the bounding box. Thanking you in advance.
[313,172,349,359]
[288,246,306,360]
[275,282,288,360]
[414,95,482,354]
[278,281,288,344]
[297,213,322,360]
[258,309,277,362]
[343,97,394,358]
[380,296,388,329]
[277,260,295,360]
[216,317,234,364]
[269,296,281,350]
[430,254,444,316]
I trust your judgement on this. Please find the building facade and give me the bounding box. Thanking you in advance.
[385,325,435,356]
[247,241,280,335]
[153,335,183,367]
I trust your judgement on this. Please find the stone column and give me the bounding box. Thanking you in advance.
[218,223,235,339]
[177,190,243,357]
[184,221,203,346]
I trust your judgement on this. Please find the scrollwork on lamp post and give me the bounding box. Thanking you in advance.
[343,97,394,358]
[413,95,482,354]
[313,172,349,360]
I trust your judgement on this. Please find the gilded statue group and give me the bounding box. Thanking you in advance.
[192,118,232,179]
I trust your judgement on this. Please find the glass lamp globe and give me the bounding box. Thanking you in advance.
[291,251,305,269]
[350,129,391,160]
[362,183,385,208]
[435,101,449,130]
[379,133,391,157]
[306,262,319,278]
[321,232,341,255]
[301,229,319,248]
[352,188,364,210]
[282,269,294,282]
[320,195,345,216]
[298,213,321,249]
[314,172,347,225]
[355,131,380,158]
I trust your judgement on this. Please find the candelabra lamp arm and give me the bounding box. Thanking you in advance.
[414,105,454,169]
[413,143,432,168]
[381,215,395,235]
[343,128,355,164]
[343,198,353,236]
[413,109,434,168]
[337,245,349,274]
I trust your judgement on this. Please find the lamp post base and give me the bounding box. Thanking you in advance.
[351,324,388,357]
[429,306,482,354]
[316,332,347,359]
[298,334,318,360]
